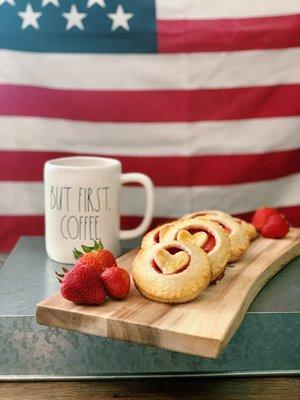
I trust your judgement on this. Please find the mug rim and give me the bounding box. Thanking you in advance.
[45,156,121,170]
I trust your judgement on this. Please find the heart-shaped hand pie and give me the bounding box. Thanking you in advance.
[154,248,190,275]
[160,219,231,282]
[133,240,211,303]
[177,230,208,248]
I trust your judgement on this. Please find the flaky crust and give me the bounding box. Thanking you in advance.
[181,210,224,221]
[141,222,176,249]
[182,210,249,262]
[203,214,249,261]
[235,218,257,241]
[133,241,211,303]
[160,218,230,282]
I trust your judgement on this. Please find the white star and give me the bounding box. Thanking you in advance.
[62,4,87,31]
[87,0,105,8]
[18,4,42,30]
[0,0,15,6]
[108,4,133,32]
[42,0,59,7]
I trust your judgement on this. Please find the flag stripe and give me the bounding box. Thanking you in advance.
[0,215,45,253]
[1,149,300,186]
[2,48,300,89]
[157,14,300,53]
[2,205,300,253]
[1,174,299,217]
[132,207,300,229]
[156,0,300,19]
[1,2,300,254]
[1,84,300,122]
[1,116,300,156]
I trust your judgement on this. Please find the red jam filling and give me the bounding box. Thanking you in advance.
[165,246,182,255]
[203,234,216,253]
[152,259,162,273]
[153,231,160,243]
[184,228,216,253]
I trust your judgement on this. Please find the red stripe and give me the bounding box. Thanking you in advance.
[126,207,300,230]
[1,149,300,186]
[0,216,45,253]
[1,206,300,252]
[157,14,300,53]
[1,84,300,122]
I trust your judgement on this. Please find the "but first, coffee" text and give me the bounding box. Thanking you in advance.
[50,186,111,212]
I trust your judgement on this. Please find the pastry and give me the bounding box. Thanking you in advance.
[182,210,256,240]
[160,218,230,282]
[181,209,224,221]
[141,222,176,249]
[181,210,249,262]
[234,218,257,241]
[133,240,211,303]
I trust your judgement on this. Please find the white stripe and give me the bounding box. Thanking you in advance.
[156,0,300,19]
[1,48,300,90]
[1,116,299,156]
[1,174,299,217]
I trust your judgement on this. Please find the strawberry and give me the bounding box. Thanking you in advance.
[61,264,106,305]
[261,214,289,239]
[252,207,278,231]
[73,240,117,275]
[100,267,130,299]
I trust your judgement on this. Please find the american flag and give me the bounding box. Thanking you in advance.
[0,0,300,252]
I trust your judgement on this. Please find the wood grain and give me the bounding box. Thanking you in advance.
[1,377,300,400]
[36,228,300,358]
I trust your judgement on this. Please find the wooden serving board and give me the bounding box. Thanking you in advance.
[36,228,300,358]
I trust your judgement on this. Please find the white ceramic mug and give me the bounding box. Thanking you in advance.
[44,156,154,263]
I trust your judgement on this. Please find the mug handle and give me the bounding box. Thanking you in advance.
[119,173,154,240]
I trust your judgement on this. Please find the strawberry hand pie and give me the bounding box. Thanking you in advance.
[181,210,250,262]
[133,241,211,303]
[160,218,230,283]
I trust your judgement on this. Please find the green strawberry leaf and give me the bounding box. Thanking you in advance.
[93,240,100,250]
[95,240,104,250]
[82,244,94,253]
[73,247,83,260]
